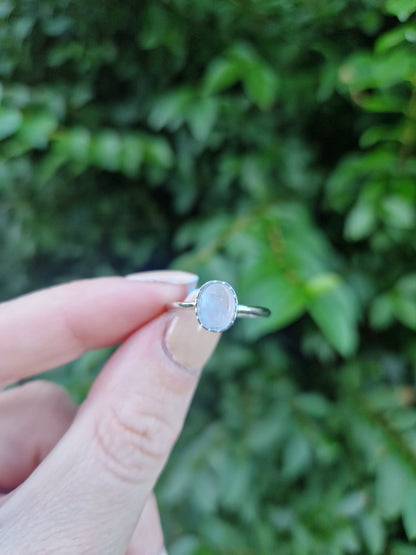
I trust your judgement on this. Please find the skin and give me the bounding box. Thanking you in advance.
[0,272,220,554]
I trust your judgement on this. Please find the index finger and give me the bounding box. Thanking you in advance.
[0,271,197,387]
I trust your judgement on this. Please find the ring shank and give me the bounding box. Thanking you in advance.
[237,305,271,319]
[169,301,195,309]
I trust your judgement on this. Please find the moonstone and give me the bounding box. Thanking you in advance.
[196,281,237,332]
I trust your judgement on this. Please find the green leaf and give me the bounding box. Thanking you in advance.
[296,392,332,419]
[55,127,91,161]
[0,1,12,19]
[148,88,193,130]
[391,544,416,555]
[203,57,240,94]
[187,97,218,142]
[243,63,279,110]
[220,458,252,510]
[344,202,376,241]
[381,196,416,229]
[402,482,416,540]
[360,92,406,113]
[390,275,416,329]
[200,518,247,549]
[169,536,200,555]
[335,525,361,553]
[397,274,416,296]
[36,151,67,184]
[119,135,143,177]
[192,469,219,514]
[41,15,71,37]
[270,507,295,532]
[240,274,307,340]
[90,131,122,171]
[17,112,57,148]
[376,24,416,52]
[240,156,268,199]
[360,512,386,555]
[281,434,312,479]
[246,412,287,452]
[325,153,364,210]
[304,273,341,297]
[143,137,173,168]
[309,286,358,356]
[227,42,258,66]
[337,491,367,518]
[360,124,403,148]
[390,409,416,431]
[386,0,416,21]
[375,455,410,519]
[392,294,416,330]
[340,50,416,89]
[0,107,22,141]
[369,294,395,330]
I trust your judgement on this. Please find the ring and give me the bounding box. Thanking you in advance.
[169,280,271,333]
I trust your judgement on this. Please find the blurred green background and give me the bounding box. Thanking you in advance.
[2,0,416,553]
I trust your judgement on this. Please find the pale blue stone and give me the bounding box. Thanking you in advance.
[197,281,237,332]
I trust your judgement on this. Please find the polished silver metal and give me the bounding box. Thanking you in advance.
[169,279,271,333]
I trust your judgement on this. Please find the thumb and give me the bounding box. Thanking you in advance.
[0,290,220,554]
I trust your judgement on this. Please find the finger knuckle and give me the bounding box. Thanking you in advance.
[37,380,76,417]
[22,380,75,416]
[93,398,179,485]
[23,378,63,398]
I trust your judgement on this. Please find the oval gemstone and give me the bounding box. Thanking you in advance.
[196,281,237,332]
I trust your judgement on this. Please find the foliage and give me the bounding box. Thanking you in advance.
[2,0,416,552]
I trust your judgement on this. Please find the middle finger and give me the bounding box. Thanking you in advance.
[0,380,76,490]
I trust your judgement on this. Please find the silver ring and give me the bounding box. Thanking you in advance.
[168,280,271,333]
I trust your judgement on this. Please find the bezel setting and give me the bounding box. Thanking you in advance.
[195,280,238,333]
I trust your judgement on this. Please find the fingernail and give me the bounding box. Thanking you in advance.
[125,270,198,294]
[164,291,221,371]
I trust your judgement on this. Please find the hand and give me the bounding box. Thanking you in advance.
[0,271,220,554]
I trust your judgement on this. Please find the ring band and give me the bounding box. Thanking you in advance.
[169,280,271,333]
